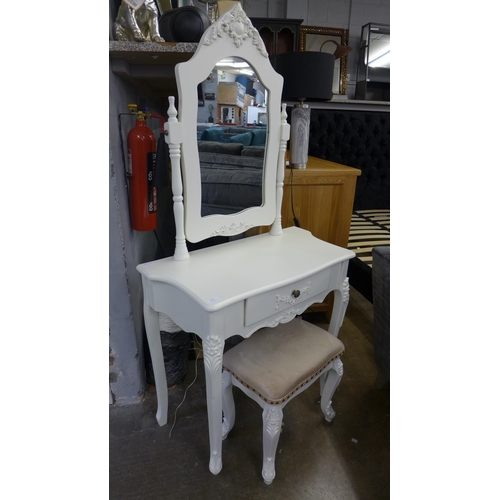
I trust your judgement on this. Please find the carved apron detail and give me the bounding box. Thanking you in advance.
[211,221,253,237]
[275,282,311,309]
[265,300,315,328]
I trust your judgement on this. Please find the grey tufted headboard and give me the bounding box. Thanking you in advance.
[308,109,390,211]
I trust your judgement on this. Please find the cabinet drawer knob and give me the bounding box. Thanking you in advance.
[291,290,301,298]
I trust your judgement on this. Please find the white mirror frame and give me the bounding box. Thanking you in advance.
[171,4,285,247]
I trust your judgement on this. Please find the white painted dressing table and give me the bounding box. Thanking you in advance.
[136,4,355,476]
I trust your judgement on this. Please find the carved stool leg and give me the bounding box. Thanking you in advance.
[320,358,344,422]
[320,370,327,397]
[262,405,284,485]
[221,371,235,440]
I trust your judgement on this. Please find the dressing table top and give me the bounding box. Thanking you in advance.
[138,227,354,313]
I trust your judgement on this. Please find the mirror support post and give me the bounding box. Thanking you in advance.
[270,104,290,236]
[166,96,190,261]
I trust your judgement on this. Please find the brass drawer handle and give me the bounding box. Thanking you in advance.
[291,290,301,298]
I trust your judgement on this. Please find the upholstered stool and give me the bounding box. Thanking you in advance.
[221,318,345,484]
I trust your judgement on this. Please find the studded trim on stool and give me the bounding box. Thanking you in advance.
[222,350,344,405]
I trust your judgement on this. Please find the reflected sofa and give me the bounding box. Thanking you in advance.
[196,124,267,216]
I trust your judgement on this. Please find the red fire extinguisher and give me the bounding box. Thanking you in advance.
[127,104,157,231]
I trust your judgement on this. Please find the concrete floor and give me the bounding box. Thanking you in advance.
[109,287,390,499]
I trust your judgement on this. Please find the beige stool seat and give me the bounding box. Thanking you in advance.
[221,318,345,484]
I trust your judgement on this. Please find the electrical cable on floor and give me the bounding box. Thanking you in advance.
[169,347,202,438]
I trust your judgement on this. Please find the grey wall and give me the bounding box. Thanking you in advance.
[109,65,160,404]
[109,0,389,405]
[109,0,173,404]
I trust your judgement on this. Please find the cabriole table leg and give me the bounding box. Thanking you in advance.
[202,335,225,475]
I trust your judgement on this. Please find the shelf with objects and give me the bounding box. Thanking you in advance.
[355,23,390,101]
[109,1,211,101]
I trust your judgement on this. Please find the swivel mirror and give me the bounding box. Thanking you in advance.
[167,3,286,252]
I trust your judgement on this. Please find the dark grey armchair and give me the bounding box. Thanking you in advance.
[372,246,390,387]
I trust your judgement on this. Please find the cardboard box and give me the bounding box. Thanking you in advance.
[244,94,253,107]
[217,82,246,108]
[217,104,242,125]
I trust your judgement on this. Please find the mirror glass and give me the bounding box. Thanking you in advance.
[195,57,269,217]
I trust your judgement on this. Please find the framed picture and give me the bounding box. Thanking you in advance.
[299,26,350,95]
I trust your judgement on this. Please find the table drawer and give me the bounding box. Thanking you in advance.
[244,269,332,326]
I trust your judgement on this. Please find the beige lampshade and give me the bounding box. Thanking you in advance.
[333,43,353,59]
[319,39,353,59]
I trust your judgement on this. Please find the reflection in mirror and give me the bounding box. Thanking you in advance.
[196,57,268,217]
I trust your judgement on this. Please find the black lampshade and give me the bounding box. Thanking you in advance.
[275,52,335,101]
[159,7,211,43]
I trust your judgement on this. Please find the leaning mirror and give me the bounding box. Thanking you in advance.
[173,4,284,244]
[299,26,350,95]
